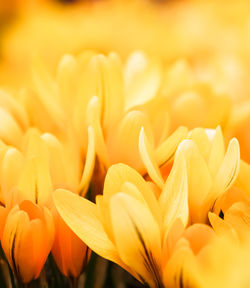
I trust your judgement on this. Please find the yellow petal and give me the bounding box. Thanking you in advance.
[163,238,201,288]
[56,54,77,114]
[1,148,24,206]
[159,150,189,234]
[177,140,212,223]
[0,107,23,147]
[101,53,124,132]
[187,128,211,161]
[208,212,238,241]
[155,126,188,167]
[106,110,153,172]
[234,160,250,197]
[0,89,29,131]
[53,189,123,267]
[139,127,164,189]
[103,163,161,223]
[124,51,162,111]
[79,126,96,195]
[41,133,67,189]
[206,138,240,205]
[17,157,53,207]
[224,202,250,242]
[86,96,109,167]
[208,126,225,178]
[110,193,162,287]
[32,56,65,129]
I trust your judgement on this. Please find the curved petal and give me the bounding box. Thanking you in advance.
[177,140,212,223]
[110,193,162,287]
[86,96,109,167]
[159,151,189,234]
[155,126,188,167]
[206,138,240,206]
[139,127,164,189]
[79,126,96,195]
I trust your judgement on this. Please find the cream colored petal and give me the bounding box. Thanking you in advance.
[79,126,96,195]
[53,189,123,267]
[110,193,162,287]
[159,151,189,234]
[139,127,164,189]
[103,163,161,223]
[155,126,188,167]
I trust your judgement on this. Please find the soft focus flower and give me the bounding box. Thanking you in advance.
[1,200,54,283]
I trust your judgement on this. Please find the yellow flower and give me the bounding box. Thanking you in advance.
[178,127,240,223]
[23,51,186,195]
[54,146,189,287]
[0,126,94,279]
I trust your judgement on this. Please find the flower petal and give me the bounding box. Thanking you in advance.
[155,126,188,167]
[110,193,162,287]
[79,126,96,195]
[103,163,161,223]
[159,150,189,234]
[139,127,164,189]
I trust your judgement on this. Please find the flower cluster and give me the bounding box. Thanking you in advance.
[0,1,249,288]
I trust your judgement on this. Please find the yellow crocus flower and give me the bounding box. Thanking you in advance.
[180,127,240,223]
[53,146,189,287]
[24,51,186,195]
[138,126,240,223]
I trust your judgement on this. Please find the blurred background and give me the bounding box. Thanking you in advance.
[0,0,249,95]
